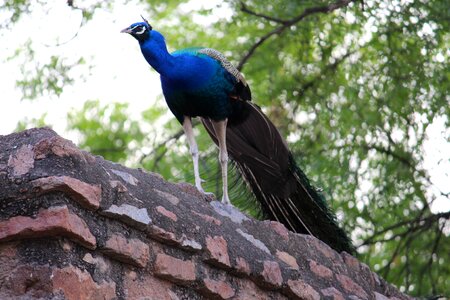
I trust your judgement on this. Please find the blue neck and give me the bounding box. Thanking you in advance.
[139,31,174,77]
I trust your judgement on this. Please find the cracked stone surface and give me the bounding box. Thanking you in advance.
[0,128,413,300]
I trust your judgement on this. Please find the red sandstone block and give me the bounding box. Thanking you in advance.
[261,261,283,288]
[234,278,274,300]
[306,235,339,260]
[177,182,211,200]
[147,226,202,253]
[235,257,251,276]
[179,234,203,252]
[202,279,235,299]
[336,274,369,300]
[341,251,361,271]
[205,235,231,268]
[4,264,53,298]
[321,287,345,300]
[7,144,34,177]
[0,206,96,249]
[52,265,116,300]
[154,188,180,205]
[309,259,333,279]
[102,233,149,268]
[31,176,101,210]
[34,136,94,163]
[154,253,196,284]
[192,210,222,226]
[276,250,299,270]
[124,269,175,300]
[147,225,178,245]
[265,221,289,241]
[156,205,178,222]
[286,279,320,300]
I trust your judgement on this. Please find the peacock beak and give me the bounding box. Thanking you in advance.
[120,27,132,34]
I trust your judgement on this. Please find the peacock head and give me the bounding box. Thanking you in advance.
[121,16,153,43]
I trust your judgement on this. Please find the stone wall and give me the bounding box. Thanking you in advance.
[0,128,412,299]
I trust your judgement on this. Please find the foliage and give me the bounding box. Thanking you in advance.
[15,113,48,132]
[67,100,145,162]
[2,0,449,297]
[14,48,84,100]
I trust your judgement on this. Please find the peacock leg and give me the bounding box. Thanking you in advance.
[211,119,230,205]
[182,116,206,193]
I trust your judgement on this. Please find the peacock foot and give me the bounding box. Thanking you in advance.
[221,195,231,205]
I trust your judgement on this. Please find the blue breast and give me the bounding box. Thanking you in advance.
[161,52,237,122]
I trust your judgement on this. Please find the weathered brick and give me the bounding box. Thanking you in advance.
[3,264,53,298]
[192,210,222,226]
[205,235,231,268]
[156,205,178,222]
[34,135,94,163]
[52,265,116,300]
[0,206,96,249]
[202,278,235,299]
[154,253,196,284]
[235,257,251,276]
[0,243,21,297]
[265,221,289,241]
[237,228,270,254]
[234,279,272,300]
[7,144,34,177]
[31,176,101,210]
[336,274,369,300]
[101,233,149,268]
[286,279,320,300]
[321,287,345,300]
[342,251,360,271]
[154,188,180,205]
[179,234,202,252]
[309,259,333,279]
[261,261,283,288]
[103,203,152,228]
[111,169,139,185]
[276,250,299,270]
[148,226,202,253]
[148,225,178,245]
[177,182,210,199]
[306,235,339,260]
[124,269,175,300]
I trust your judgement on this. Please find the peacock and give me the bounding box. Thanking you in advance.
[121,17,354,254]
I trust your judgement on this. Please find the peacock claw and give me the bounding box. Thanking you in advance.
[196,186,214,197]
[221,196,231,205]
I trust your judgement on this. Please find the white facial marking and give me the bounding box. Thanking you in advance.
[135,26,146,35]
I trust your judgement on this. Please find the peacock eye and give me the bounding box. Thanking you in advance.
[134,26,146,35]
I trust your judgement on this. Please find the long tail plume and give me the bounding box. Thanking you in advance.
[202,102,354,254]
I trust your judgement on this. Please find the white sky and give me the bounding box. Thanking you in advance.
[0,0,161,138]
[0,0,448,213]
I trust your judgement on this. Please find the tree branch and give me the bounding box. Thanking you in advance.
[139,119,200,164]
[359,211,450,247]
[362,142,450,199]
[239,2,288,24]
[293,50,355,107]
[237,0,357,70]
[139,129,185,164]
